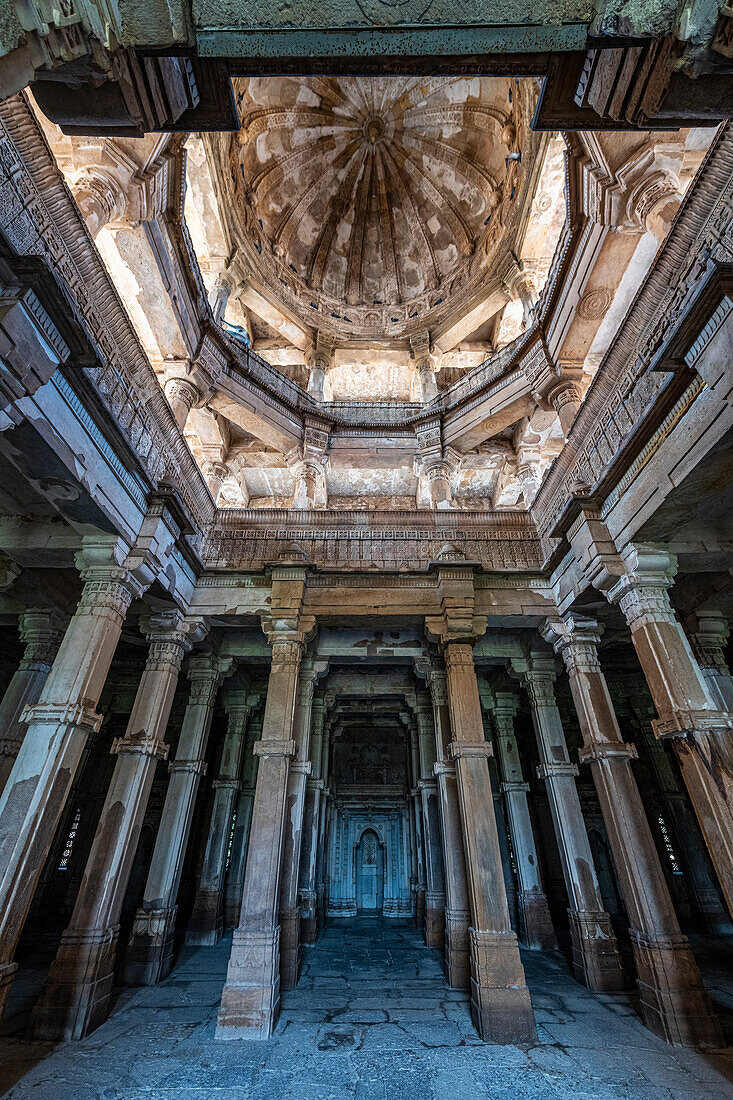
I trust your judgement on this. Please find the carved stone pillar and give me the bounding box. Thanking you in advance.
[639,724,731,933]
[443,641,536,1043]
[608,555,733,918]
[223,712,261,928]
[163,377,200,432]
[300,693,325,944]
[550,619,723,1048]
[408,723,426,929]
[30,610,191,1040]
[201,459,229,505]
[549,382,581,438]
[414,693,446,947]
[416,356,438,403]
[521,656,624,991]
[687,612,733,713]
[0,535,150,1018]
[490,691,556,950]
[123,653,233,986]
[0,609,67,795]
[428,664,470,988]
[280,660,321,990]
[216,628,304,1040]
[187,692,255,946]
[517,460,541,506]
[314,724,333,929]
[209,271,235,323]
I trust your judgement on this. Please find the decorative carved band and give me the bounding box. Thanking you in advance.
[578,741,639,764]
[253,739,297,759]
[448,740,493,760]
[536,761,579,780]
[22,701,103,732]
[111,731,169,760]
[500,780,530,793]
[212,778,241,791]
[169,759,208,776]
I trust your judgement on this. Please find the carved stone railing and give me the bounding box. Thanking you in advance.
[532,123,733,545]
[202,508,543,573]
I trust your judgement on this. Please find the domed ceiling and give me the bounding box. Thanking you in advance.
[217,76,535,342]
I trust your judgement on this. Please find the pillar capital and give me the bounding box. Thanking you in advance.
[493,691,519,720]
[543,616,604,674]
[17,609,68,670]
[686,611,731,671]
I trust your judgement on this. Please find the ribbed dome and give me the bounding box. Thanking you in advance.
[227,76,523,339]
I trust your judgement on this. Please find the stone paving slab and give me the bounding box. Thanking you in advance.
[1,919,733,1099]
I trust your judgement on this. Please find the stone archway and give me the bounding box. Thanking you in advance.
[356,829,384,914]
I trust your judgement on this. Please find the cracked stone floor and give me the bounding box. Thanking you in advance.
[1,917,733,1099]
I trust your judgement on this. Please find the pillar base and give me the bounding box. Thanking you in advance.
[122,905,177,987]
[414,886,426,930]
[224,892,243,930]
[30,927,119,1041]
[444,909,470,989]
[315,884,327,928]
[279,907,302,990]
[186,890,224,946]
[0,960,18,1017]
[568,909,625,992]
[216,927,281,1041]
[469,928,537,1044]
[518,891,558,951]
[425,900,446,949]
[301,913,318,945]
[631,930,723,1048]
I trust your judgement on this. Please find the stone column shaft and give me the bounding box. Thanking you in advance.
[0,610,66,795]
[163,377,199,432]
[429,666,471,989]
[443,642,536,1043]
[523,661,623,992]
[314,729,333,929]
[415,696,446,947]
[216,634,303,1040]
[688,613,733,713]
[300,695,325,945]
[0,537,146,1017]
[553,622,722,1048]
[187,694,254,946]
[609,570,733,919]
[123,654,230,985]
[491,692,556,950]
[30,612,189,1040]
[280,662,320,990]
[224,715,262,928]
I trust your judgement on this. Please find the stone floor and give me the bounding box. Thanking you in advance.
[2,917,733,1099]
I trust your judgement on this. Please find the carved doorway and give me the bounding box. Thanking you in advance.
[356,829,384,914]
